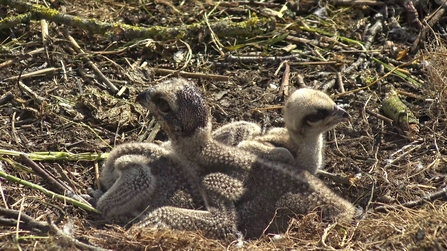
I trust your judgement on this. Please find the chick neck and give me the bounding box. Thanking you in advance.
[287,127,323,174]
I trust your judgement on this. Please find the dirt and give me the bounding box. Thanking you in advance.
[0,0,446,250]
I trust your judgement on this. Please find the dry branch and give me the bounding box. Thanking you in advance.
[375,185,447,212]
[0,207,49,233]
[19,154,71,194]
[65,32,119,93]
[0,207,110,251]
[0,170,99,213]
[4,67,59,81]
[0,48,45,69]
[0,0,275,40]
[151,68,229,81]
[0,149,107,161]
[18,155,90,207]
[410,3,447,53]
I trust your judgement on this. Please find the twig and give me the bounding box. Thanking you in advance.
[0,12,31,29]
[372,57,422,89]
[151,68,229,81]
[384,143,423,169]
[0,149,107,161]
[375,185,447,212]
[297,74,306,88]
[19,154,71,194]
[250,105,283,111]
[178,39,193,71]
[77,63,98,87]
[94,162,101,190]
[323,11,383,92]
[332,56,423,98]
[0,207,109,251]
[365,109,394,124]
[278,61,290,99]
[18,155,88,205]
[0,207,49,233]
[0,170,100,213]
[41,19,49,44]
[205,3,225,57]
[288,61,341,66]
[317,170,353,185]
[56,115,113,149]
[64,32,119,94]
[332,0,385,6]
[227,0,281,7]
[17,81,46,105]
[11,112,19,146]
[321,223,337,250]
[226,53,307,63]
[336,72,344,93]
[299,25,365,49]
[0,48,45,69]
[285,35,344,50]
[395,89,424,100]
[4,68,59,81]
[410,3,447,54]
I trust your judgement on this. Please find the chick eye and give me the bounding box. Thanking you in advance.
[156,98,171,113]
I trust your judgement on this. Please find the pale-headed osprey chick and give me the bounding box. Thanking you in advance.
[238,88,350,174]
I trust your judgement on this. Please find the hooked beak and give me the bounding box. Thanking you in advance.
[136,89,153,108]
[332,105,351,123]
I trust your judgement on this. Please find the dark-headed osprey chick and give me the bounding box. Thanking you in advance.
[135,78,355,238]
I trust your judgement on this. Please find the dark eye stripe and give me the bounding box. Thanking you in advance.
[305,109,331,123]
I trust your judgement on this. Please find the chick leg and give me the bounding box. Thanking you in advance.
[99,143,168,190]
[132,202,238,239]
[276,171,355,223]
[95,154,156,221]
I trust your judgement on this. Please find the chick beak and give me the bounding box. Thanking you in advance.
[136,89,153,108]
[332,105,351,123]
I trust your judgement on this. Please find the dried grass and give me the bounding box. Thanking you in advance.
[0,1,446,250]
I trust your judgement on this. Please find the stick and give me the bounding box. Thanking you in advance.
[0,207,110,251]
[0,207,49,233]
[410,3,447,54]
[65,32,119,94]
[151,68,229,81]
[19,154,71,194]
[365,109,394,124]
[278,61,290,99]
[317,170,353,186]
[5,68,59,81]
[0,170,100,213]
[375,185,447,212]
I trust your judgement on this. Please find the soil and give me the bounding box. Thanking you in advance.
[0,0,446,250]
